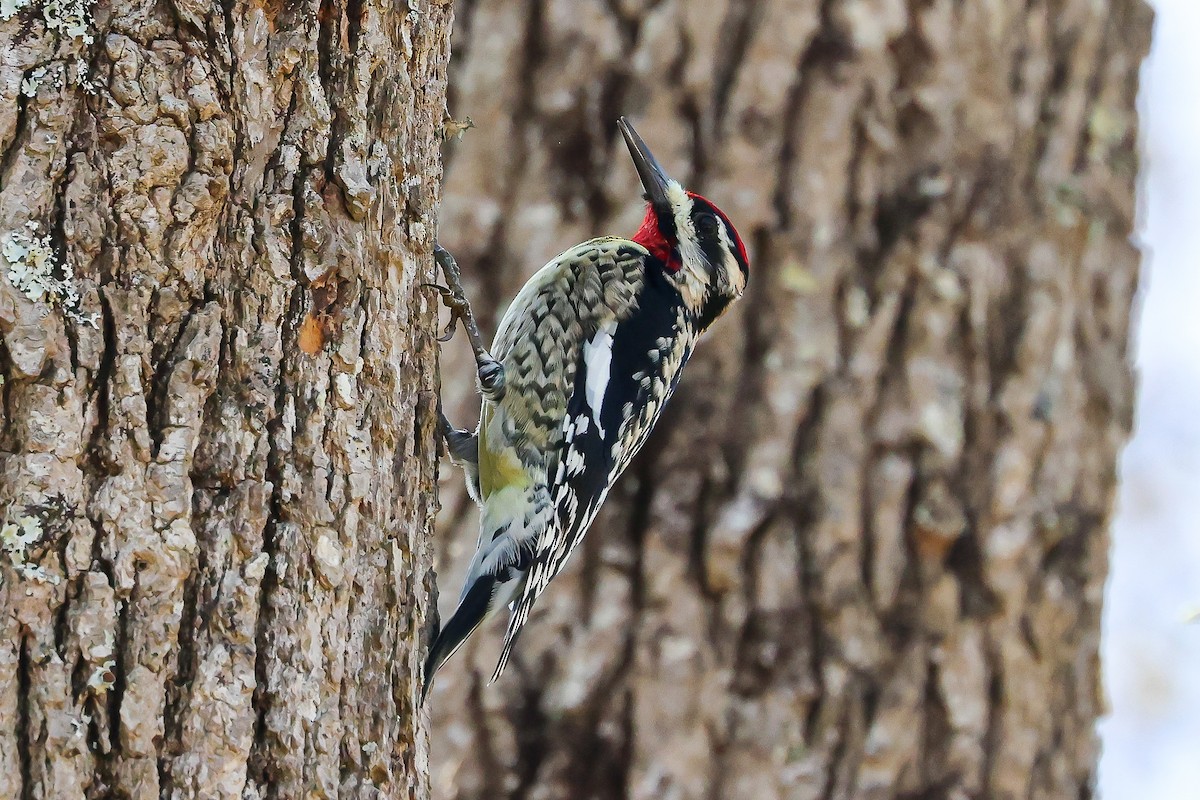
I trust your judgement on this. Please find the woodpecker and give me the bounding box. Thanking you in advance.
[424,117,748,701]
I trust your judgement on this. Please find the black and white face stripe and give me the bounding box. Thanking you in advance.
[691,199,749,279]
[661,193,747,323]
[691,199,744,284]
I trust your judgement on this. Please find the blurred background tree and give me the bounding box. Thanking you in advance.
[430,1,1151,798]
[1100,1,1200,797]
[0,0,1156,796]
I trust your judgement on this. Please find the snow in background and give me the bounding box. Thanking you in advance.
[1098,1,1200,798]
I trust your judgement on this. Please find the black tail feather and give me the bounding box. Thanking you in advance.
[421,574,496,706]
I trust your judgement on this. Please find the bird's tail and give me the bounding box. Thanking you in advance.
[420,574,495,706]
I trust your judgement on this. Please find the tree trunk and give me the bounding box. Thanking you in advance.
[430,1,1150,799]
[0,1,449,797]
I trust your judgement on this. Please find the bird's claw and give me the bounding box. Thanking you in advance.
[422,284,460,342]
[477,359,506,401]
[431,243,505,401]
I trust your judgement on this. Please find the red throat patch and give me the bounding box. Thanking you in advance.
[631,206,680,271]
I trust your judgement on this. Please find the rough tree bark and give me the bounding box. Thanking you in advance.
[0,0,449,797]
[430,1,1150,799]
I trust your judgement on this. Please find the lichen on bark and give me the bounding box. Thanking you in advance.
[0,0,452,797]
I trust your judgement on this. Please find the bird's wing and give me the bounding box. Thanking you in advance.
[490,263,695,682]
[487,238,648,462]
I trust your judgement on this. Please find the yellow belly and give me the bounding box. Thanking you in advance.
[477,403,531,498]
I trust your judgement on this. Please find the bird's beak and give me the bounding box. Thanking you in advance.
[618,117,672,212]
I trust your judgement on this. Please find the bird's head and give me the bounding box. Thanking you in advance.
[619,117,749,329]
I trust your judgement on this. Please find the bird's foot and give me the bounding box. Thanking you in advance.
[426,244,507,401]
[437,402,477,463]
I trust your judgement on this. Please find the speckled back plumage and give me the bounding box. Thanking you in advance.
[487,238,648,463]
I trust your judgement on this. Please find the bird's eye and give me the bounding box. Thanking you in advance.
[696,213,720,235]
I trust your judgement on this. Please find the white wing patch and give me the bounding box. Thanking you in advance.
[582,322,616,437]
[565,446,586,476]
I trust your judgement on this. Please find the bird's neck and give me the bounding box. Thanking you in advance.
[632,209,679,271]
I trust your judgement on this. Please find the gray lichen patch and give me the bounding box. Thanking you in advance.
[2,223,97,327]
[0,512,59,584]
[0,0,30,19]
[0,494,79,586]
[0,0,95,43]
[20,66,48,97]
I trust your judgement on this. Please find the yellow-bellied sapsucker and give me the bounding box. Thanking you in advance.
[424,117,749,701]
